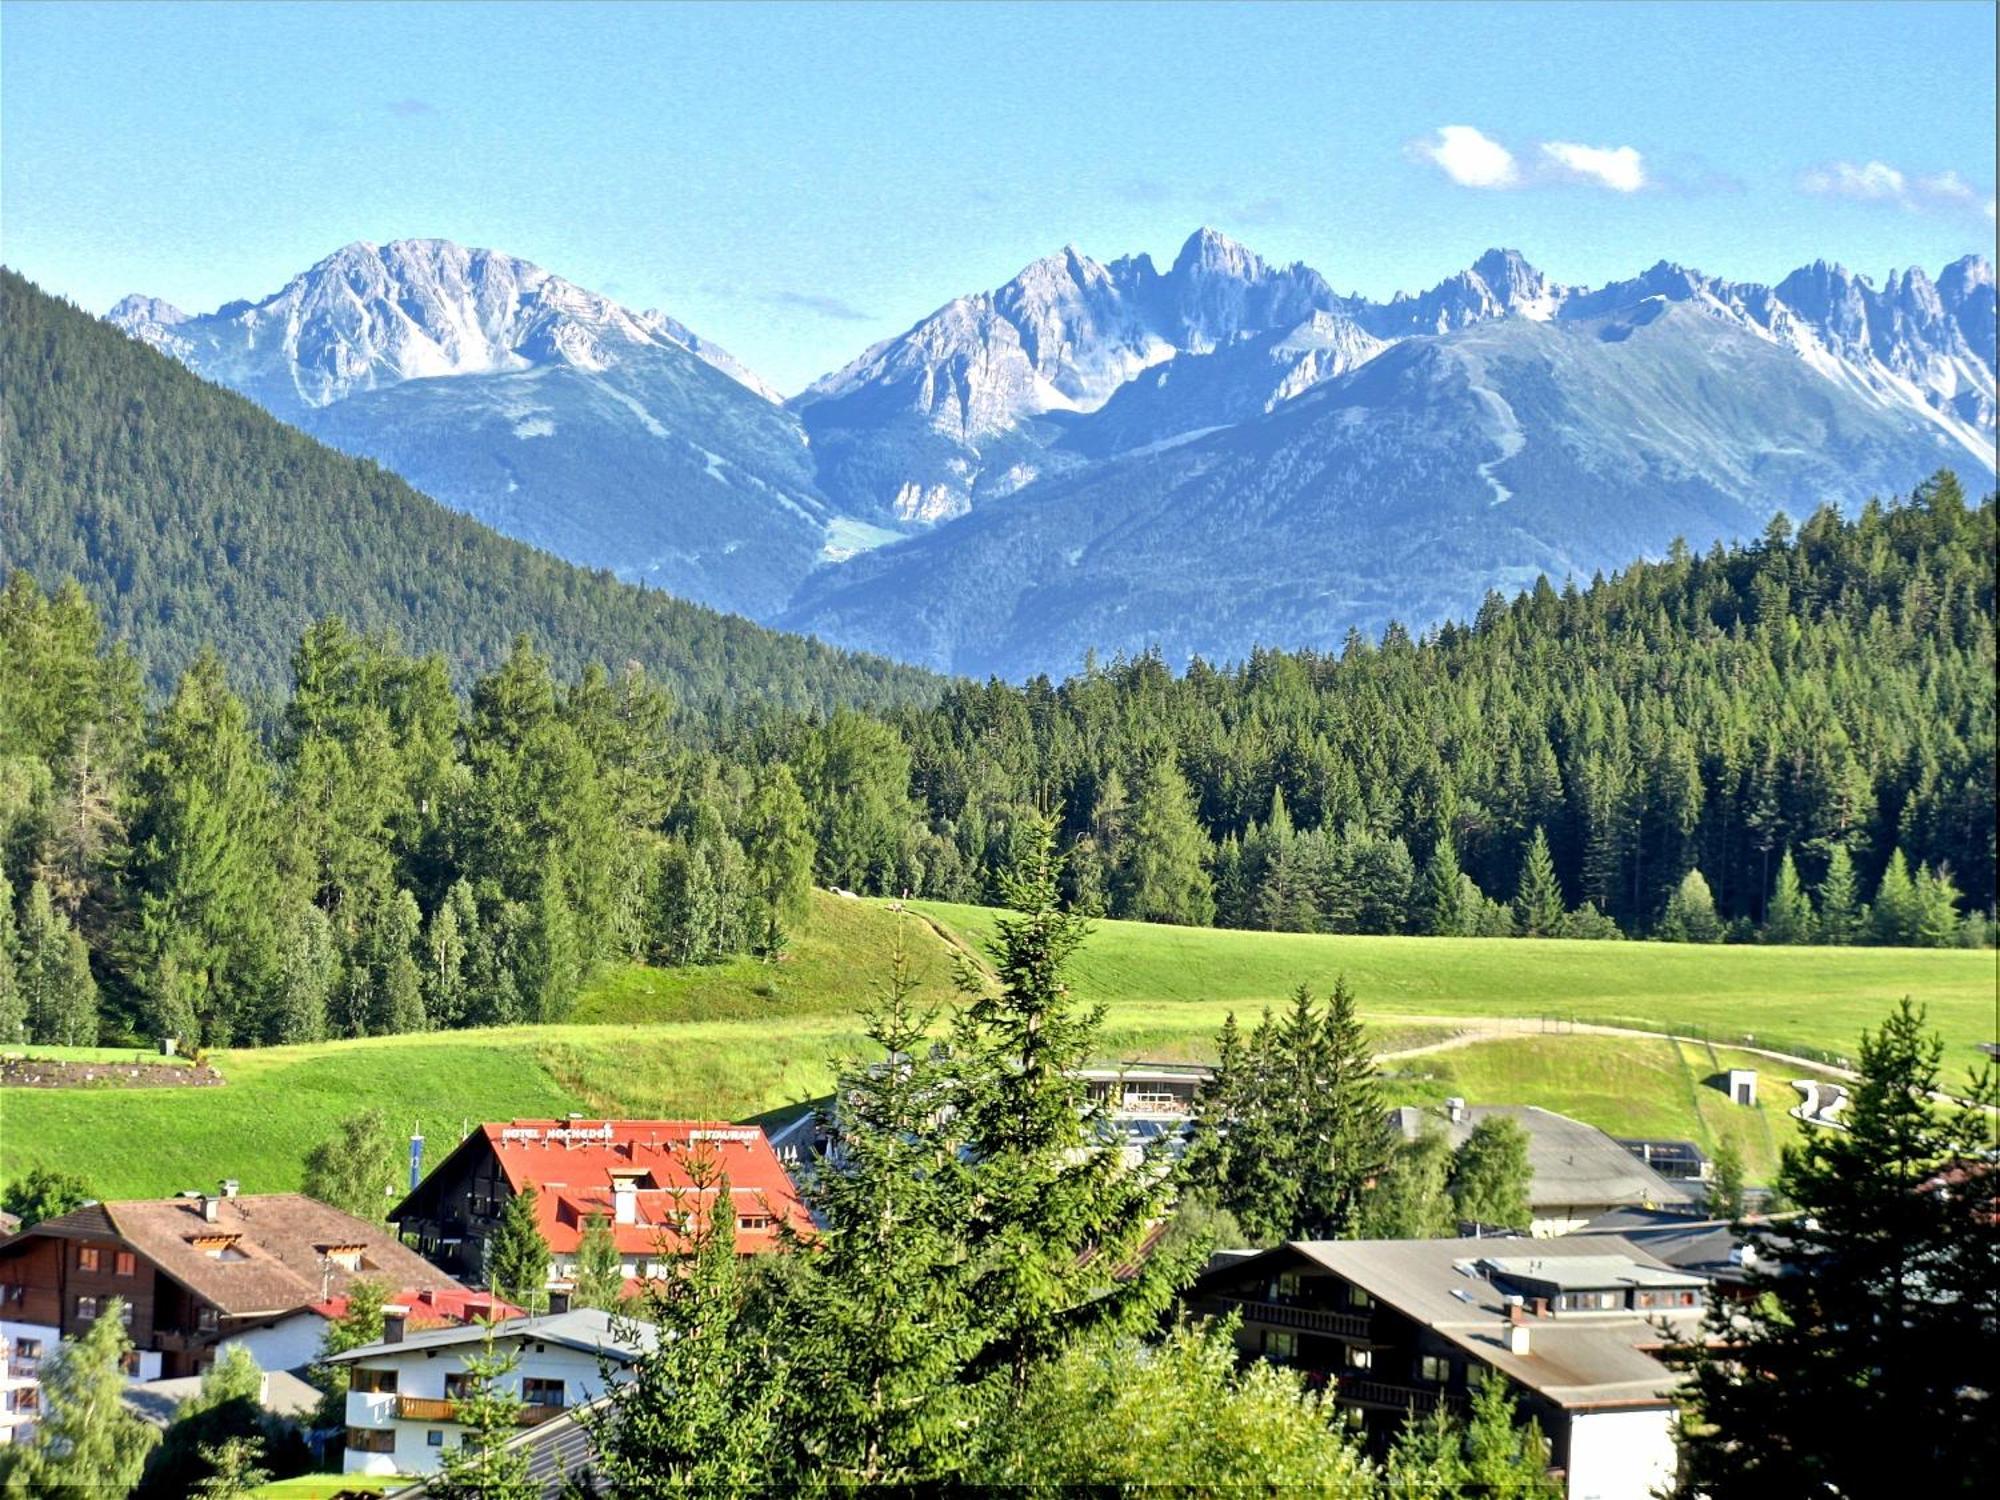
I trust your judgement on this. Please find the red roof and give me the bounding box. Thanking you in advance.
[309,1285,523,1329]
[482,1120,809,1256]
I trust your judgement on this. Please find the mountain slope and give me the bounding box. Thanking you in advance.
[782,294,1989,675]
[2,269,940,713]
[109,240,831,617]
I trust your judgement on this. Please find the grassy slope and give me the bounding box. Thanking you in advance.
[913,901,1997,1065]
[4,895,1989,1196]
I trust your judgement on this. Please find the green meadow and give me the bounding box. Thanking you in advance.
[3,894,1988,1197]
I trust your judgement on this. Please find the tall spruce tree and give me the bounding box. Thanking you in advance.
[1674,1000,2000,1495]
[571,1213,623,1313]
[1111,754,1215,925]
[773,932,981,1484]
[1513,826,1567,936]
[0,861,23,1044]
[1869,849,1922,945]
[1761,849,1815,944]
[1816,845,1862,944]
[427,1321,535,1500]
[954,813,1193,1398]
[1305,976,1390,1236]
[1418,824,1471,936]
[1450,1116,1533,1230]
[16,878,97,1045]
[486,1184,551,1313]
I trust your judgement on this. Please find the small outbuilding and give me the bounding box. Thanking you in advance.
[1726,1069,1758,1107]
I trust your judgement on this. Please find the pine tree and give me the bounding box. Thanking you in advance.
[269,901,335,1045]
[1,1298,159,1493]
[1675,1000,2000,1494]
[1912,864,1964,948]
[1658,867,1723,943]
[572,1213,623,1312]
[586,1160,781,1495]
[428,1321,536,1500]
[307,1281,388,1428]
[0,861,23,1044]
[487,1184,551,1313]
[367,889,426,1034]
[1305,976,1389,1236]
[742,763,815,955]
[1869,848,1922,945]
[772,932,981,1484]
[954,813,1193,1399]
[17,878,97,1045]
[126,650,279,1045]
[1513,826,1567,936]
[1816,844,1862,944]
[521,855,580,1022]
[1418,824,1471,936]
[1706,1138,1746,1220]
[424,880,478,1028]
[1111,754,1215,925]
[1761,849,1815,944]
[1450,1116,1533,1230]
[1462,1376,1562,1496]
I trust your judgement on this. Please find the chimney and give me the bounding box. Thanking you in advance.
[613,1178,638,1225]
[383,1306,408,1345]
[1445,1097,1467,1125]
[200,1195,221,1224]
[1507,1322,1532,1356]
[219,1178,239,1199]
[547,1288,572,1315]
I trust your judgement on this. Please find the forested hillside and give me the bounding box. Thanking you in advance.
[0,270,938,716]
[872,479,1995,939]
[2,478,1990,1054]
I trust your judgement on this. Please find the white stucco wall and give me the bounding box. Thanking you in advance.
[1565,1406,1679,1500]
[342,1339,617,1476]
[0,1320,61,1447]
[221,1312,327,1375]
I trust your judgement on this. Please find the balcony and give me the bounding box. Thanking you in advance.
[1331,1377,1462,1417]
[395,1395,567,1426]
[1206,1295,1372,1341]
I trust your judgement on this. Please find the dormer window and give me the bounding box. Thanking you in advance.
[188,1234,247,1261]
[317,1244,373,1273]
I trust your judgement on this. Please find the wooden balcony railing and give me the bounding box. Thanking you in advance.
[1331,1377,1463,1416]
[395,1395,567,1425]
[1205,1295,1372,1341]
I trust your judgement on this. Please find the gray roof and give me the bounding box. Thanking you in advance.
[122,1369,321,1428]
[1211,1235,1704,1410]
[326,1307,659,1366]
[1390,1105,1702,1214]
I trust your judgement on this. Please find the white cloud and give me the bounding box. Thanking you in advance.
[1540,140,1647,193]
[1801,159,1993,223]
[1414,125,1520,190]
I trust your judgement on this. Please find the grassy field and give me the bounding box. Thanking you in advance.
[250,1476,402,1498]
[914,900,1997,1066]
[2,893,1988,1197]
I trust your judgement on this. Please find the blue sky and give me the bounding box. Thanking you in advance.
[3,0,1994,393]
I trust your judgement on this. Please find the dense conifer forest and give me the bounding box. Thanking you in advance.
[1,270,1992,1052]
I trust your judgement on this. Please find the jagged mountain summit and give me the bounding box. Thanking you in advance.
[791,228,1343,521]
[108,231,1996,674]
[110,239,824,616]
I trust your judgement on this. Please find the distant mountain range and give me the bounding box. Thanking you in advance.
[111,230,1997,675]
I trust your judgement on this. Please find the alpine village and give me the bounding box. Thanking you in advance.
[0,4,1995,1497]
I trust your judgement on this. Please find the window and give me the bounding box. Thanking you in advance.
[350,1367,399,1395]
[346,1427,397,1454]
[1418,1354,1452,1384]
[115,1251,137,1277]
[10,1388,37,1415]
[1264,1330,1298,1361]
[522,1377,566,1409]
[1344,1346,1373,1370]
[120,1302,135,1327]
[737,1214,772,1232]
[444,1371,473,1400]
[1273,1271,1302,1299]
[120,1351,143,1376]
[14,1338,41,1361]
[1347,1284,1373,1309]
[76,1295,99,1321]
[196,1307,219,1331]
[1559,1290,1620,1312]
[427,1430,446,1448]
[77,1247,101,1273]
[1467,1364,1491,1389]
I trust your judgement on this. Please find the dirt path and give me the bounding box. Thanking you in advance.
[1370,1014,1858,1080]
